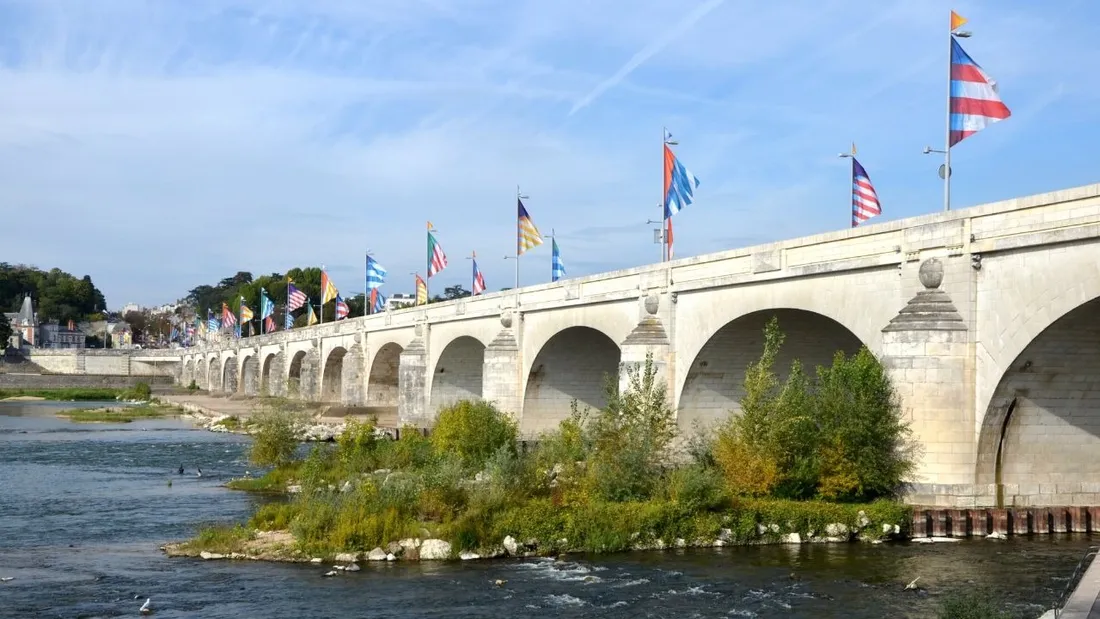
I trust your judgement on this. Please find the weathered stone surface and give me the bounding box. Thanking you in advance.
[419,539,452,560]
[367,548,387,561]
[334,552,360,563]
[503,535,518,556]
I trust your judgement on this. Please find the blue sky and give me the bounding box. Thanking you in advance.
[0,0,1097,308]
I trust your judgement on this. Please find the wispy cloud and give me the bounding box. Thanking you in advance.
[567,0,725,116]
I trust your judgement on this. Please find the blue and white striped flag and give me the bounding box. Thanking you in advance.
[206,309,218,333]
[366,255,387,290]
[373,290,386,314]
[552,238,566,282]
[284,306,294,330]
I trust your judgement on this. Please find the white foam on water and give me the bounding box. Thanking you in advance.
[545,594,586,607]
[613,578,650,588]
[726,609,757,617]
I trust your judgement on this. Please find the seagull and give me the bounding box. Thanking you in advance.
[177,465,184,475]
[1,577,14,583]
[904,576,921,591]
[196,467,203,478]
[140,598,153,614]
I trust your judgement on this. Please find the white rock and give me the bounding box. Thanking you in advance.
[399,538,420,551]
[912,536,961,544]
[756,523,767,536]
[459,551,481,560]
[385,553,396,561]
[323,570,337,577]
[893,524,901,535]
[674,538,687,548]
[503,535,518,555]
[713,539,725,547]
[718,528,733,542]
[419,539,452,560]
[653,538,667,550]
[857,511,870,528]
[334,552,360,563]
[346,563,361,572]
[367,548,388,561]
[783,533,802,544]
[334,565,346,571]
[824,523,849,537]
[985,532,1007,540]
[881,523,893,534]
[768,524,780,533]
[199,551,225,560]
[287,484,302,494]
[340,481,352,493]
[310,557,323,564]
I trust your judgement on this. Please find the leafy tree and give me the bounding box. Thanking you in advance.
[443,285,471,300]
[0,263,106,323]
[431,400,518,470]
[0,312,11,347]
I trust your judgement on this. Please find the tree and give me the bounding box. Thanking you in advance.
[0,312,11,348]
[443,285,471,300]
[0,263,106,322]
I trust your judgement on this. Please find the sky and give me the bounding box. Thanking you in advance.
[1,0,1097,309]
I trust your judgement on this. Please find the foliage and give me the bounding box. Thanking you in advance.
[430,400,517,469]
[0,387,124,401]
[57,405,170,423]
[120,382,152,401]
[937,588,1023,619]
[181,524,255,554]
[227,462,301,493]
[714,317,915,502]
[0,311,11,346]
[248,404,307,468]
[0,263,106,323]
[187,380,199,392]
[442,285,471,300]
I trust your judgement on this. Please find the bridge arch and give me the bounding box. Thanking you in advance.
[975,295,1100,499]
[321,346,348,403]
[521,326,621,435]
[206,357,220,391]
[677,308,865,433]
[367,342,403,408]
[260,352,279,396]
[183,360,194,387]
[429,336,486,413]
[287,350,308,399]
[222,356,238,394]
[240,353,259,395]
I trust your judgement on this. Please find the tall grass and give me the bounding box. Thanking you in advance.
[0,387,124,401]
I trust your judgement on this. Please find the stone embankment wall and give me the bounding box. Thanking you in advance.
[913,506,1100,537]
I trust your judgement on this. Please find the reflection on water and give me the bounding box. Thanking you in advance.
[0,401,1093,618]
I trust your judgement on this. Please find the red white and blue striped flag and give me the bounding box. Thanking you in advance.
[287,283,308,311]
[335,294,349,320]
[472,257,486,295]
[851,158,881,227]
[949,38,1010,146]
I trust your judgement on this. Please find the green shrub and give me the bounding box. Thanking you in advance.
[248,404,307,468]
[377,427,434,470]
[430,400,517,470]
[662,464,729,512]
[249,501,298,530]
[187,380,199,392]
[121,382,152,401]
[937,588,1022,619]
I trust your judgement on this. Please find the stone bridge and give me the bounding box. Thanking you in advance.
[39,182,1100,508]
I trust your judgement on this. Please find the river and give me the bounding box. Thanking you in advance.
[0,400,1092,618]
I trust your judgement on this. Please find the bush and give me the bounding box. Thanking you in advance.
[430,400,517,470]
[937,588,1022,619]
[715,317,914,502]
[120,382,152,401]
[662,464,729,512]
[248,404,307,468]
[187,380,199,392]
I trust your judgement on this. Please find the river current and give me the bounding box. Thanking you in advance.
[0,401,1093,618]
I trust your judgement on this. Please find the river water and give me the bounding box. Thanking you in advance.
[0,401,1093,618]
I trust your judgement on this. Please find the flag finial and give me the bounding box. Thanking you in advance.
[950,10,967,32]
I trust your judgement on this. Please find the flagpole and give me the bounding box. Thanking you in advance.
[320,266,325,324]
[551,229,555,282]
[426,224,432,302]
[943,11,953,213]
[850,143,856,227]
[661,127,667,263]
[515,186,521,290]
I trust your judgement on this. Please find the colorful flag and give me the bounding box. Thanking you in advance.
[284,305,295,330]
[372,289,386,313]
[287,282,308,311]
[169,327,178,341]
[321,271,339,304]
[950,10,967,32]
[415,274,428,305]
[949,37,1011,147]
[335,294,349,320]
[222,303,237,327]
[427,224,448,277]
[206,309,218,333]
[67,319,75,331]
[517,199,543,254]
[240,301,254,323]
[663,143,701,218]
[472,255,486,295]
[366,255,387,289]
[552,238,566,282]
[851,158,882,227]
[307,302,318,326]
[264,315,276,333]
[260,289,275,319]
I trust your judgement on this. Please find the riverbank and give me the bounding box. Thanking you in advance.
[160,393,357,441]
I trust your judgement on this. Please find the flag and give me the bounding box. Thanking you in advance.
[366,255,387,289]
[552,238,566,282]
[663,144,701,218]
[666,218,674,259]
[222,303,237,327]
[415,274,428,305]
[206,309,218,333]
[949,38,1011,147]
[240,301,254,323]
[284,305,295,330]
[472,256,486,295]
[950,10,967,32]
[335,294,349,320]
[264,315,276,333]
[851,158,882,227]
[427,224,448,277]
[169,327,178,342]
[517,199,543,254]
[307,302,318,326]
[287,282,308,311]
[372,289,386,313]
[260,289,275,319]
[321,271,339,304]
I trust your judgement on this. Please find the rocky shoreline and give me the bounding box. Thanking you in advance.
[171,400,350,442]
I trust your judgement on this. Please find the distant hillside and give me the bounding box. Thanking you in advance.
[0,263,106,323]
